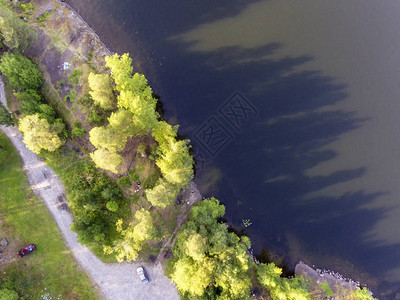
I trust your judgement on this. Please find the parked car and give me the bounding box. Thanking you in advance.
[17,244,36,257]
[136,266,149,284]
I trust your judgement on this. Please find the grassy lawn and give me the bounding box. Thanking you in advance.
[0,132,99,299]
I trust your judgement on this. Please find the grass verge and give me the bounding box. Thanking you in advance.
[0,132,98,299]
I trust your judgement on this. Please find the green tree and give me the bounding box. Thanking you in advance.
[156,139,194,186]
[104,209,158,262]
[257,263,310,300]
[152,121,178,144]
[118,90,158,135]
[170,198,252,299]
[90,148,123,173]
[18,114,64,154]
[0,101,14,126]
[14,89,42,114]
[88,73,116,110]
[145,178,180,209]
[0,52,43,90]
[105,53,133,92]
[0,5,35,52]
[105,53,158,135]
[89,126,127,152]
[108,109,136,136]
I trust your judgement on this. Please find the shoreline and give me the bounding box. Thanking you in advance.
[9,0,375,297]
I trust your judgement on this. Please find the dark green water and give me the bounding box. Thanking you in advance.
[66,0,400,297]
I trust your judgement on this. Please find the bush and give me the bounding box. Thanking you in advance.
[116,176,132,188]
[106,201,119,212]
[88,110,103,125]
[72,128,86,137]
[0,288,19,300]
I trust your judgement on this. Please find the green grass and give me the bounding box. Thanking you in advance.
[0,133,98,299]
[319,282,333,297]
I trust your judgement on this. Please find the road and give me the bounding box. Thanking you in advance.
[0,78,180,300]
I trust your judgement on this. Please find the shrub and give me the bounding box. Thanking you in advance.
[72,128,86,137]
[88,110,103,125]
[106,201,119,212]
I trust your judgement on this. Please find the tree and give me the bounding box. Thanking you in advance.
[0,102,14,126]
[89,126,127,152]
[118,90,158,135]
[156,139,194,186]
[108,109,136,136]
[105,53,133,92]
[170,198,252,299]
[90,148,123,173]
[145,178,180,209]
[14,89,42,114]
[0,52,43,90]
[88,73,116,110]
[152,121,178,144]
[19,114,64,154]
[257,263,311,300]
[0,6,35,52]
[104,209,158,262]
[105,53,158,135]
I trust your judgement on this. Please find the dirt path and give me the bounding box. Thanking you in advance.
[0,78,180,300]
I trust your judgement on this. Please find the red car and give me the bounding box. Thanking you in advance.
[17,244,36,257]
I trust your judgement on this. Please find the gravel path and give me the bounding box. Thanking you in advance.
[0,78,180,300]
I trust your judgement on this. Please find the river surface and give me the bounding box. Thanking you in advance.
[66,0,400,297]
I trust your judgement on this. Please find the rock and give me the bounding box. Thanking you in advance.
[0,239,8,247]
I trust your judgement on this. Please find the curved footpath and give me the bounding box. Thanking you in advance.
[0,79,180,300]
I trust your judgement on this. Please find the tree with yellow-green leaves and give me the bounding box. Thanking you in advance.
[146,178,181,209]
[156,138,193,186]
[19,114,64,154]
[89,125,127,152]
[170,198,253,299]
[104,208,160,262]
[90,148,124,174]
[256,263,311,300]
[108,109,136,136]
[88,73,116,110]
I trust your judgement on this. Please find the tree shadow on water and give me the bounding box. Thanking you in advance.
[180,43,395,296]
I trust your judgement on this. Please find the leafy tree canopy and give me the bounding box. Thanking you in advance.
[156,139,194,186]
[89,125,127,152]
[88,73,116,110]
[257,263,311,300]
[90,148,124,173]
[0,6,35,52]
[104,209,159,262]
[152,121,178,145]
[0,52,43,90]
[18,114,64,154]
[171,198,252,299]
[146,178,180,209]
[105,53,133,92]
[108,109,136,136]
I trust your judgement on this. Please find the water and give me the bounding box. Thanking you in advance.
[66,0,400,297]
